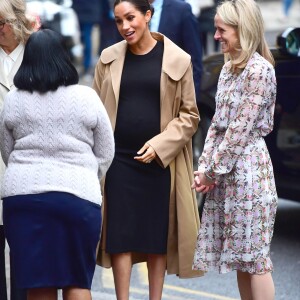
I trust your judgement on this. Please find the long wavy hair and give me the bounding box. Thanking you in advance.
[0,0,37,44]
[216,0,274,72]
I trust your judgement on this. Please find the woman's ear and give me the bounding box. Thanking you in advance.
[145,9,152,23]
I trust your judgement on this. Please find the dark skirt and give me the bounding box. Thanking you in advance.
[3,192,101,289]
[105,153,171,254]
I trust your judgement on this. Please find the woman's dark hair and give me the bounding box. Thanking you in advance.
[14,29,79,93]
[114,0,154,16]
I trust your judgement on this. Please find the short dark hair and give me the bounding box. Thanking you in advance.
[14,29,79,93]
[114,0,154,16]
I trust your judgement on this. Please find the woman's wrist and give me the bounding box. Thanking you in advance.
[204,171,215,181]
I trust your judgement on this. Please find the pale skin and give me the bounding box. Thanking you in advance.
[191,170,215,193]
[110,2,165,300]
[27,287,92,300]
[192,11,275,300]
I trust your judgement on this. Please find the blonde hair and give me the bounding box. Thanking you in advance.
[0,0,36,44]
[216,0,274,72]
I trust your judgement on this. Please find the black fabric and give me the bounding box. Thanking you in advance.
[105,41,171,254]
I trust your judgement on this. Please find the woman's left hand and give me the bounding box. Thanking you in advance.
[134,143,157,164]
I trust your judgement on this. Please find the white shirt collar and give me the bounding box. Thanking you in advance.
[0,43,24,75]
[0,43,24,62]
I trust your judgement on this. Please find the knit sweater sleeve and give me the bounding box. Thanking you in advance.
[0,92,15,166]
[92,93,115,180]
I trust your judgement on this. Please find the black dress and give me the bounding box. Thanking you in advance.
[105,41,171,254]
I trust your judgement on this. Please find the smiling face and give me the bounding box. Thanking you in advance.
[114,1,151,46]
[214,14,240,58]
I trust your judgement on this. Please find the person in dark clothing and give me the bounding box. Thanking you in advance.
[99,0,121,54]
[72,0,102,75]
[197,0,221,56]
[149,0,203,105]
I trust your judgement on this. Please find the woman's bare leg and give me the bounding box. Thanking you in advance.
[237,270,275,300]
[27,288,57,300]
[237,271,252,300]
[251,273,275,300]
[147,254,167,300]
[111,252,132,300]
[62,287,92,300]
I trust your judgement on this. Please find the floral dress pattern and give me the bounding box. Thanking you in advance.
[193,52,278,274]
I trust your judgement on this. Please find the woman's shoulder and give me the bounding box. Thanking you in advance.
[240,53,276,94]
[153,32,191,61]
[100,41,127,64]
[153,33,192,81]
[62,85,100,102]
[57,85,107,117]
[246,52,275,74]
[4,88,29,103]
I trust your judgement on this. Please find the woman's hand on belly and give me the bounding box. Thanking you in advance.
[134,143,157,164]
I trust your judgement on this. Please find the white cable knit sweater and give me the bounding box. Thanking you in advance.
[0,85,114,206]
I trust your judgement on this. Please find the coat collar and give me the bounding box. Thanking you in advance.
[100,32,191,81]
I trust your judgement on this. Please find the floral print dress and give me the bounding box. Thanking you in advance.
[193,52,278,274]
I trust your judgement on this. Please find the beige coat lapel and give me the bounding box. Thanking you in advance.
[94,41,127,129]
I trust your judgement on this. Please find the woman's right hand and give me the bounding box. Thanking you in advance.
[191,171,215,194]
[134,143,157,164]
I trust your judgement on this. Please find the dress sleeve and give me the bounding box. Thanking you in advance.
[197,66,227,172]
[197,118,219,173]
[0,93,15,166]
[205,62,276,179]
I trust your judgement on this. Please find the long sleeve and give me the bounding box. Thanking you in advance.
[0,85,115,205]
[197,66,226,173]
[197,118,219,173]
[205,60,276,179]
[0,92,15,166]
[92,99,114,180]
[147,63,199,168]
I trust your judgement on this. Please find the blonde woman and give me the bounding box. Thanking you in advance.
[0,0,37,299]
[192,0,277,299]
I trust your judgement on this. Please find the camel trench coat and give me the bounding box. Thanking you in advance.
[0,47,24,225]
[93,32,204,278]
